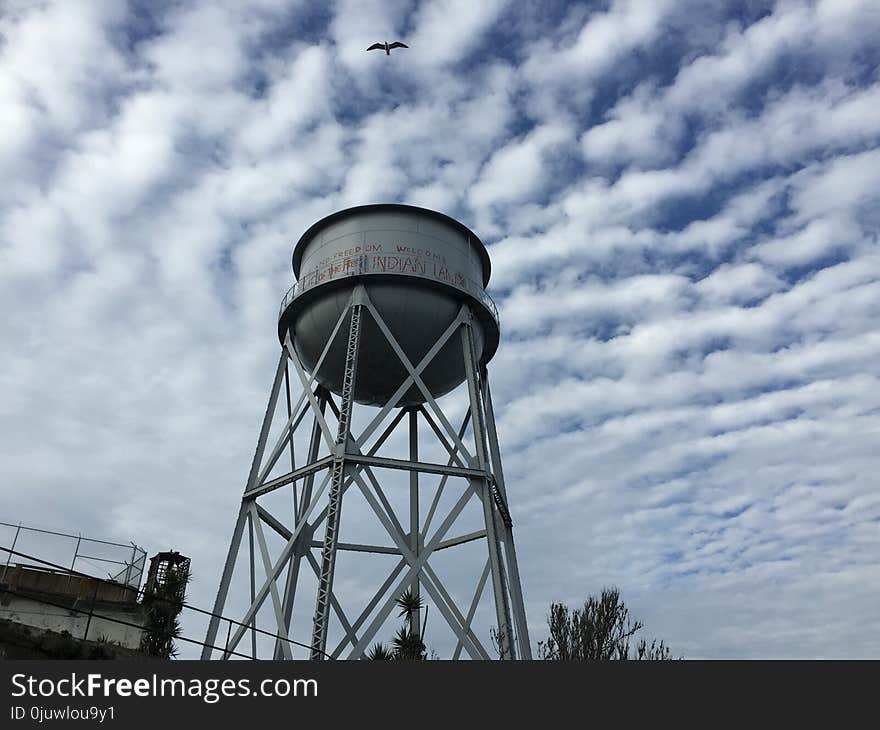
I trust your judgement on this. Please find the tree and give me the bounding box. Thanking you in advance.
[139,563,190,659]
[367,588,428,660]
[538,587,678,660]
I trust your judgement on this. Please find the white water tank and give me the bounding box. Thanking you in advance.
[278,204,499,406]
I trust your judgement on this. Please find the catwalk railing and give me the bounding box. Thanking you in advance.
[279,252,500,325]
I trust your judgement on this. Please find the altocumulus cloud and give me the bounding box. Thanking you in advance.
[1,0,879,658]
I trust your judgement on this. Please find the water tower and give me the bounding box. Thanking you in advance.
[202,204,531,659]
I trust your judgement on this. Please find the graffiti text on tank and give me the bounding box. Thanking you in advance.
[394,245,447,264]
[312,241,466,290]
[317,244,384,266]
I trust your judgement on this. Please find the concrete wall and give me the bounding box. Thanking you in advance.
[0,594,145,649]
[0,619,146,660]
[0,564,139,604]
[0,564,145,650]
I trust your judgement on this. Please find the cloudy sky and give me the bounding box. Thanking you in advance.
[2,0,879,659]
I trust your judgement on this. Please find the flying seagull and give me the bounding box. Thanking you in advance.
[367,41,409,55]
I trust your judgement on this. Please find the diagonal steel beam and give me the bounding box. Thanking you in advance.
[223,469,332,656]
[292,408,407,545]
[346,480,477,658]
[453,558,491,660]
[420,406,469,469]
[255,395,311,488]
[362,296,474,464]
[421,561,490,660]
[256,303,348,487]
[253,503,377,651]
[348,471,487,660]
[421,411,471,542]
[249,503,293,659]
[286,334,337,450]
[331,559,407,659]
[354,302,468,452]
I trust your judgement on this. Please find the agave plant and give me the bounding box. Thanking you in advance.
[392,625,426,661]
[367,642,395,660]
[366,588,429,660]
[139,563,191,658]
[396,588,423,626]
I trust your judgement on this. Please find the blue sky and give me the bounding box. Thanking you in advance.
[1,0,879,658]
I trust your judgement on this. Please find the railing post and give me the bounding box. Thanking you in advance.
[67,535,81,590]
[5,523,21,568]
[83,577,100,642]
[123,544,136,587]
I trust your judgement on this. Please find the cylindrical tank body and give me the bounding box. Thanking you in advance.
[278,204,500,406]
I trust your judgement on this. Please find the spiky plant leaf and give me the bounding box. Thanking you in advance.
[368,642,395,660]
[392,625,426,661]
[395,588,424,620]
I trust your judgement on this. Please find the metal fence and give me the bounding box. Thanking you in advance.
[0,522,146,590]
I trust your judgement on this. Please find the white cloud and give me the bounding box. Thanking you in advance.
[1,0,879,659]
[470,121,573,210]
[696,263,785,304]
[581,83,683,168]
[407,0,510,68]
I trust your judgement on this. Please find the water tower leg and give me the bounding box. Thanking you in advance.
[201,503,248,659]
[408,406,421,636]
[310,298,363,659]
[461,314,516,659]
[202,352,287,658]
[482,374,532,659]
[273,388,326,659]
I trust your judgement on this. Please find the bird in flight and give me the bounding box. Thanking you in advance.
[366,41,409,55]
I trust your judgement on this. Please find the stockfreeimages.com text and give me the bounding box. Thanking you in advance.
[11,673,317,704]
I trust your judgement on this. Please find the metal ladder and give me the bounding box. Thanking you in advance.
[310,303,362,659]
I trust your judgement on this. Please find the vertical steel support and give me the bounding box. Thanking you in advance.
[461,311,516,659]
[202,352,287,658]
[482,370,532,659]
[271,360,299,660]
[202,504,248,658]
[247,512,257,658]
[273,389,327,659]
[283,364,297,519]
[409,407,421,634]
[310,299,363,659]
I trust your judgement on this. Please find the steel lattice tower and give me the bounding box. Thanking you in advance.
[202,205,531,660]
